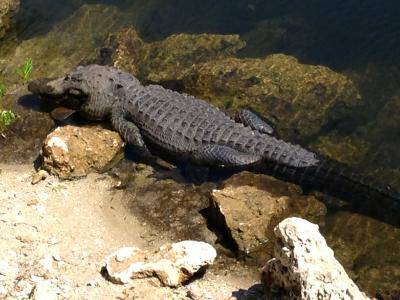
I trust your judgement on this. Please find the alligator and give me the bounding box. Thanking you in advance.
[28,64,400,225]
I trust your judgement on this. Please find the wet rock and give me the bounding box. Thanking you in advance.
[108,27,245,83]
[105,241,217,287]
[41,125,124,179]
[310,132,370,165]
[262,217,371,300]
[240,16,312,60]
[183,54,361,141]
[209,172,326,262]
[0,0,19,38]
[0,4,124,82]
[0,91,55,163]
[356,95,400,179]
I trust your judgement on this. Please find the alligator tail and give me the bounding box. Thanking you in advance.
[264,156,400,226]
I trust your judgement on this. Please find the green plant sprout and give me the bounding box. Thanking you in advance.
[0,84,5,97]
[0,110,17,131]
[16,58,33,81]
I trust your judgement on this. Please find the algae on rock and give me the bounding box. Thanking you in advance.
[310,132,370,165]
[323,211,400,297]
[108,27,246,83]
[0,4,124,83]
[183,54,361,141]
[0,0,19,38]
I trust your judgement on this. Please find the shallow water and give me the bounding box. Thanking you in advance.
[1,0,400,297]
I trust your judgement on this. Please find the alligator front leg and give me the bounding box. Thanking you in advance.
[193,144,263,168]
[235,108,277,136]
[110,106,151,155]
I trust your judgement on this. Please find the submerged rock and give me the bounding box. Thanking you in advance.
[108,27,245,83]
[105,241,216,287]
[0,0,19,38]
[183,54,361,141]
[0,4,124,83]
[41,125,124,179]
[262,217,371,300]
[358,95,400,175]
[323,211,400,297]
[310,132,370,165]
[209,172,326,262]
[240,16,312,60]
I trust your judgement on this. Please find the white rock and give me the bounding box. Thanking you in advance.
[30,281,58,300]
[105,241,217,287]
[262,217,371,300]
[0,260,18,278]
[47,136,69,152]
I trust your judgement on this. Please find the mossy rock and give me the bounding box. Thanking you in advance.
[0,0,19,39]
[108,27,246,82]
[182,54,361,141]
[0,4,123,83]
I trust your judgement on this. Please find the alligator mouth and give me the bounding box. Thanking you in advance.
[28,78,59,97]
[29,78,88,112]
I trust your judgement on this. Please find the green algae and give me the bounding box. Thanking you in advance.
[0,4,125,83]
[310,132,370,165]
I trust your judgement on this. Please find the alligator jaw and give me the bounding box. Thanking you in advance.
[28,77,67,97]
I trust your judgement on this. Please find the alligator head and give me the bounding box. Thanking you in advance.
[28,64,142,121]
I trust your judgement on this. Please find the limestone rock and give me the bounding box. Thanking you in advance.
[41,125,124,179]
[105,241,217,287]
[107,27,245,82]
[209,172,326,262]
[262,217,371,300]
[183,54,361,141]
[0,0,19,38]
[29,281,58,300]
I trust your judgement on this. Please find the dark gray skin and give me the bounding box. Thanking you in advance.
[29,65,400,225]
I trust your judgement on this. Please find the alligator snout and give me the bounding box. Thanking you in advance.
[28,77,67,97]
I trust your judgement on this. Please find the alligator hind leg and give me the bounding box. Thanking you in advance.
[193,144,263,168]
[236,108,277,136]
[110,106,152,157]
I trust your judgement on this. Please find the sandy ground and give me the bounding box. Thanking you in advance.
[0,163,265,300]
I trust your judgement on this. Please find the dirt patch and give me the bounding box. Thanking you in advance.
[0,163,265,299]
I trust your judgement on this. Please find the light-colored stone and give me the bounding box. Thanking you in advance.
[31,169,49,185]
[105,241,217,287]
[41,125,124,179]
[262,217,371,300]
[30,281,58,300]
